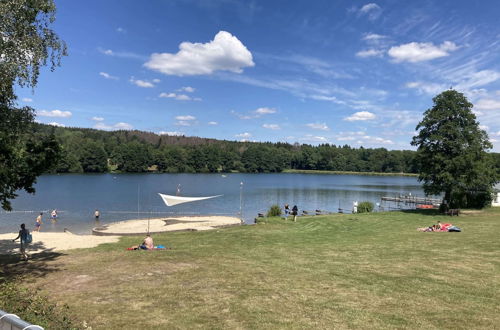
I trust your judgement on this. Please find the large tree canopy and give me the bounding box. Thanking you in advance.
[411,90,498,209]
[0,0,66,210]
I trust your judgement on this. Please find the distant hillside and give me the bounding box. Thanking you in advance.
[34,124,500,175]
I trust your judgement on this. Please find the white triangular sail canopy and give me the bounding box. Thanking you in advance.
[158,193,222,207]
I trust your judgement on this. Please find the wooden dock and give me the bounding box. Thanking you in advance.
[381,195,441,205]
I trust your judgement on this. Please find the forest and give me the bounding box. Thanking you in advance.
[34,124,500,175]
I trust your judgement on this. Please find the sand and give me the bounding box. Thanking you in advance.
[0,231,120,255]
[93,215,242,235]
[1,216,241,254]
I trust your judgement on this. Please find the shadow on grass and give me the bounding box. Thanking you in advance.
[0,239,66,281]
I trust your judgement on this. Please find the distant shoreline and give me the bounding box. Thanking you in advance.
[283,169,419,177]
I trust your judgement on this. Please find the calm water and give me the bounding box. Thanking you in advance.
[0,173,425,234]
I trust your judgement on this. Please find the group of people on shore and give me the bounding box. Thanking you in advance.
[283,204,299,222]
[30,209,101,232]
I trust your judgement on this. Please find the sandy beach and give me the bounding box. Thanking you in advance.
[0,231,120,255]
[0,216,241,255]
[93,215,242,235]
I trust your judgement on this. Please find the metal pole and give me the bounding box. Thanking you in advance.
[240,181,243,220]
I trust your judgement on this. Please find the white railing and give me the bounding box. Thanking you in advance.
[0,310,43,330]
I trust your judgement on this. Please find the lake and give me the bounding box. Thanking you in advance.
[0,173,426,234]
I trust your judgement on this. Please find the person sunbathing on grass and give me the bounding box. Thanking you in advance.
[130,234,154,250]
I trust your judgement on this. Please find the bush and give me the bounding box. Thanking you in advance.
[357,201,374,213]
[0,281,81,329]
[266,204,282,217]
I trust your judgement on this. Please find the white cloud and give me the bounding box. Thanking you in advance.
[22,97,33,102]
[255,107,276,115]
[99,72,119,80]
[159,92,199,101]
[48,122,65,127]
[144,31,254,76]
[130,77,155,88]
[475,99,500,111]
[178,86,195,93]
[388,41,458,63]
[236,132,252,138]
[116,27,126,33]
[94,122,133,130]
[175,115,196,121]
[38,110,72,118]
[356,49,384,58]
[91,116,104,121]
[344,111,376,121]
[306,123,329,131]
[262,124,281,130]
[208,121,218,125]
[114,122,133,130]
[158,131,183,136]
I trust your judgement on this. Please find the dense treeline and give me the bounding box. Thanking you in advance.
[35,124,500,175]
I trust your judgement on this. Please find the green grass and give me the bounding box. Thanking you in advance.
[1,208,499,329]
[283,169,418,176]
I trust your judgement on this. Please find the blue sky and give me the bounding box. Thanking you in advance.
[18,0,500,151]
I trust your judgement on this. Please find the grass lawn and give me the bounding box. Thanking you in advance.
[1,208,499,329]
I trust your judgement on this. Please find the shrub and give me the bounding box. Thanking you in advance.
[266,204,282,217]
[357,201,374,213]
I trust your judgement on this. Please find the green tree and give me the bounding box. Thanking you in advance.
[411,90,498,209]
[0,0,66,210]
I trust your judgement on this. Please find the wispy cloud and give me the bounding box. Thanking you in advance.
[356,49,384,58]
[306,123,329,131]
[232,107,277,120]
[99,72,119,80]
[359,3,382,20]
[91,116,104,121]
[98,47,146,60]
[262,124,281,130]
[177,86,195,93]
[22,97,33,102]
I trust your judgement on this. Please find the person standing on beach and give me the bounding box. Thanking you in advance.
[12,224,30,260]
[292,205,298,222]
[34,212,42,232]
